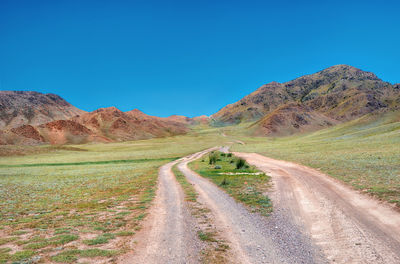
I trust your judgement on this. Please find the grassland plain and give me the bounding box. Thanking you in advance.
[0,129,229,263]
[189,151,273,216]
[228,111,400,207]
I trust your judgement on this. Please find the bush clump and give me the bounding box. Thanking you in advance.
[227,153,232,157]
[214,165,222,169]
[235,158,246,169]
[220,178,229,186]
[209,153,218,165]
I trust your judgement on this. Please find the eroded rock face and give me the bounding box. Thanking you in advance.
[10,125,45,142]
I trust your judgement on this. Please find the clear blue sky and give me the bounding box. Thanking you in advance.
[1,0,399,117]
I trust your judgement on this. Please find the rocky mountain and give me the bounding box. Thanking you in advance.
[0,91,191,145]
[212,65,400,135]
[72,107,188,141]
[0,91,85,129]
[0,106,190,145]
[213,65,399,124]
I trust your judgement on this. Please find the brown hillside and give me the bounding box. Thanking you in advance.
[72,107,188,141]
[0,107,190,146]
[164,115,193,125]
[0,91,85,129]
[251,103,338,137]
[191,115,210,125]
[36,120,109,145]
[164,115,210,125]
[0,129,43,145]
[212,65,399,125]
[11,125,45,142]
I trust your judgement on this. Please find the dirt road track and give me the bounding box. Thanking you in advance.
[178,150,323,264]
[120,160,201,263]
[235,152,400,264]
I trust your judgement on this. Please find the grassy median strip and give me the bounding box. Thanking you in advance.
[189,151,273,216]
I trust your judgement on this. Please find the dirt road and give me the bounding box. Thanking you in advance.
[120,160,202,263]
[122,149,400,264]
[178,150,323,264]
[235,152,400,264]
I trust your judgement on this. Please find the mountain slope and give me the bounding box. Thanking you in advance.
[250,102,338,136]
[0,90,192,145]
[0,91,85,129]
[72,107,188,141]
[212,65,399,126]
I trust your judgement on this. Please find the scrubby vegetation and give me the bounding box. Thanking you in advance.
[189,151,272,216]
[208,152,218,165]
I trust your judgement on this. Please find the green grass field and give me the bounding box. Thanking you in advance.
[0,110,399,263]
[228,111,400,206]
[0,129,229,263]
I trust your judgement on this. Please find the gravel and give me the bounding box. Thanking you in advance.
[178,150,324,264]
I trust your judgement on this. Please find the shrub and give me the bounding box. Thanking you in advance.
[220,153,226,157]
[236,158,246,169]
[214,165,222,169]
[220,178,229,186]
[209,153,218,165]
[227,153,232,157]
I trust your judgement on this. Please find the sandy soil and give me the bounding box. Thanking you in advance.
[234,152,400,264]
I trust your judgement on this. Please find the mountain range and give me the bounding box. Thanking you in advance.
[0,93,193,145]
[1,65,399,144]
